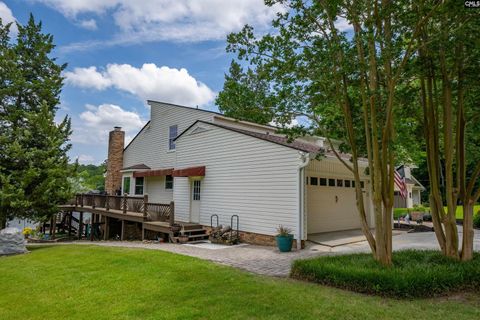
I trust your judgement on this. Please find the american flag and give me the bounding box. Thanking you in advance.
[394,170,407,199]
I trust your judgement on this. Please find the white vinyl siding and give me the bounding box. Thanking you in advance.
[123,102,214,169]
[174,123,301,236]
[173,177,190,222]
[145,176,173,203]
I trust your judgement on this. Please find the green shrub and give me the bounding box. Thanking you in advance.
[291,250,480,298]
[474,211,480,229]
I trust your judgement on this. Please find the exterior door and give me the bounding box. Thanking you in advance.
[189,179,201,223]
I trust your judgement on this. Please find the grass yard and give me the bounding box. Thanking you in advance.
[393,205,480,220]
[1,245,479,320]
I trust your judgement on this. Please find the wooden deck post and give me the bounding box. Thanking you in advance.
[143,194,148,221]
[80,193,84,207]
[142,224,145,241]
[49,216,54,238]
[120,220,125,240]
[51,215,56,240]
[122,193,127,214]
[92,195,96,209]
[103,216,109,241]
[90,214,95,241]
[78,211,84,240]
[68,212,72,237]
[105,195,110,211]
[169,201,175,226]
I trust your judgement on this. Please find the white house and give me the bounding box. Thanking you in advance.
[394,165,426,208]
[106,101,422,246]
[105,100,378,248]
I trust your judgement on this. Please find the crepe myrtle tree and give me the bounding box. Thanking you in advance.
[414,1,480,261]
[223,0,441,265]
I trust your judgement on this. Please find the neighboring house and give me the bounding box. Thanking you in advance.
[393,165,426,209]
[104,100,375,248]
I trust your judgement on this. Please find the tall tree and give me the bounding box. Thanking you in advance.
[216,61,276,125]
[223,0,440,265]
[415,2,480,260]
[0,15,74,228]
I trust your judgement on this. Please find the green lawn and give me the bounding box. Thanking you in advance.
[1,245,479,320]
[394,205,480,219]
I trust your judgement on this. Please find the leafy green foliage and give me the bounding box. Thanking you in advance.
[0,15,74,226]
[291,250,480,298]
[69,163,106,193]
[216,61,276,125]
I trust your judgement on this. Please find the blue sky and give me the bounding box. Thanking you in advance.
[1,0,282,164]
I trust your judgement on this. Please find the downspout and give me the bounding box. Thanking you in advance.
[297,152,311,250]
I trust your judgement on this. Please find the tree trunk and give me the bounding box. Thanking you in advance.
[461,201,474,261]
[0,215,6,229]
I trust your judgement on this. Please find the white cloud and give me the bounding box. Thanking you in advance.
[33,0,283,48]
[77,154,95,164]
[0,1,18,35]
[64,63,215,107]
[78,18,97,30]
[72,103,146,146]
[65,66,112,90]
[334,17,353,32]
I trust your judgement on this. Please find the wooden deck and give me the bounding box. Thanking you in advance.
[60,194,208,242]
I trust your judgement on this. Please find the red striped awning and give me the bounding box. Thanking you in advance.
[133,168,174,178]
[172,166,206,177]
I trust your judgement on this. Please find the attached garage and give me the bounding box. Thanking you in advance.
[305,159,372,235]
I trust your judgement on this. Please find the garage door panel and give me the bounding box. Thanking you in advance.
[307,186,363,233]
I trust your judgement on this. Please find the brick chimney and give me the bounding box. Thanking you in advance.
[105,126,125,195]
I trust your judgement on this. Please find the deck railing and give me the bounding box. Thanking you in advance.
[74,193,174,224]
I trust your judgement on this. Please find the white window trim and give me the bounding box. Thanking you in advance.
[168,124,178,151]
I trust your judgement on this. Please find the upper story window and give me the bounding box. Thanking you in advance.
[165,175,173,190]
[134,177,144,195]
[169,125,178,150]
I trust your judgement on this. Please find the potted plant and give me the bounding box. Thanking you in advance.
[178,227,189,244]
[275,225,293,252]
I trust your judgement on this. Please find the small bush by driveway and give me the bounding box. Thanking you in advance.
[291,250,480,298]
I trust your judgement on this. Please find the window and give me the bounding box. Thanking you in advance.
[360,181,365,189]
[306,177,309,185]
[409,192,412,198]
[165,175,174,189]
[123,177,131,195]
[351,180,356,188]
[328,178,335,187]
[337,179,343,187]
[320,178,327,186]
[193,180,201,200]
[169,125,178,150]
[345,180,351,188]
[134,177,144,195]
[310,177,318,185]
[394,191,400,196]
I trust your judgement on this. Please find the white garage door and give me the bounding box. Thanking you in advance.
[307,177,364,234]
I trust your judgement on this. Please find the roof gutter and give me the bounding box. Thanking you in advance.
[297,151,311,250]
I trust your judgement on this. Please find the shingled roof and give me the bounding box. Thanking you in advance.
[176,120,323,154]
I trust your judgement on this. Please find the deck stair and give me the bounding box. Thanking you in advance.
[174,224,209,243]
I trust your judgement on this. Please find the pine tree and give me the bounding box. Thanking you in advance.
[0,15,74,228]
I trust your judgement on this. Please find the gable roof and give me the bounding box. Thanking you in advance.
[124,121,151,152]
[175,120,323,154]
